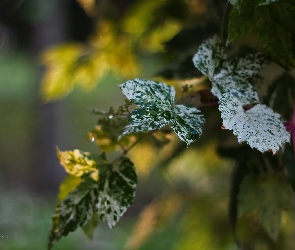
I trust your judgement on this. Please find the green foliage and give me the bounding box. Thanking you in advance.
[238,173,292,240]
[227,0,295,68]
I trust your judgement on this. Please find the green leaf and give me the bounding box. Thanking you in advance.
[238,174,292,240]
[96,157,137,228]
[57,148,99,181]
[259,9,295,68]
[89,116,135,152]
[58,175,82,202]
[219,93,290,153]
[48,180,98,249]
[81,214,100,240]
[193,36,265,105]
[119,79,205,145]
[227,0,295,68]
[264,72,295,120]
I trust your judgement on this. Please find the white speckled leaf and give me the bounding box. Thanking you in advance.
[256,0,279,6]
[96,157,137,228]
[193,37,266,105]
[192,35,226,79]
[119,108,169,138]
[119,78,175,108]
[119,79,205,145]
[211,77,259,106]
[228,0,242,8]
[219,93,290,153]
[171,105,206,146]
[49,180,98,249]
[57,148,98,181]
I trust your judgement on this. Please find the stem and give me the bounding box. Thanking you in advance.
[111,134,146,163]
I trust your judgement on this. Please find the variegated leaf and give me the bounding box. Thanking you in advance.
[256,0,279,6]
[228,0,242,8]
[119,108,169,138]
[119,79,205,145]
[171,105,205,146]
[193,36,266,106]
[96,157,137,228]
[219,93,290,153]
[119,78,175,109]
[48,180,98,249]
[211,77,259,106]
[192,35,226,79]
[57,148,99,181]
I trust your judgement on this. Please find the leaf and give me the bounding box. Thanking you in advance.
[48,180,99,249]
[227,4,257,45]
[119,79,205,145]
[264,72,295,120]
[89,116,136,152]
[259,9,295,68]
[58,175,82,202]
[219,93,290,153]
[228,0,243,8]
[81,214,100,240]
[57,148,99,181]
[119,108,170,138]
[256,0,279,6]
[193,36,265,105]
[192,35,226,79]
[119,78,175,108]
[96,157,137,228]
[227,0,295,68]
[238,173,292,240]
[49,155,137,249]
[170,105,205,145]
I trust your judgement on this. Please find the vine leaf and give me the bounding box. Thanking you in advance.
[229,0,279,8]
[219,93,290,153]
[58,175,82,201]
[48,180,99,250]
[238,174,292,240]
[96,157,137,228]
[49,155,137,249]
[227,0,295,68]
[193,35,266,106]
[57,148,99,181]
[119,79,205,145]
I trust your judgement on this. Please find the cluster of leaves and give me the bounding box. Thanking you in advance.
[47,0,295,249]
[48,149,137,249]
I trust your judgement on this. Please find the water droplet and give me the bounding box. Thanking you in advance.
[91,137,95,142]
[109,115,114,119]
